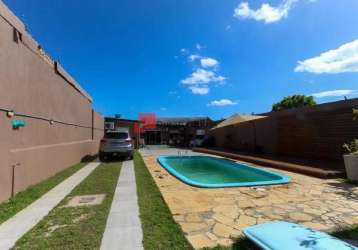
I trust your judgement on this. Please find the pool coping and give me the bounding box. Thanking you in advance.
[157,155,290,188]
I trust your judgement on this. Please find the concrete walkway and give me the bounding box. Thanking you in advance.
[0,161,100,250]
[101,160,143,250]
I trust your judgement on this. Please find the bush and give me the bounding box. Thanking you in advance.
[272,95,316,111]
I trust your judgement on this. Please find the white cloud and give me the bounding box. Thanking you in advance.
[189,54,201,62]
[180,48,188,54]
[190,86,210,95]
[311,89,357,98]
[295,40,358,74]
[234,0,298,23]
[181,69,225,85]
[200,57,219,68]
[208,99,238,106]
[196,43,204,51]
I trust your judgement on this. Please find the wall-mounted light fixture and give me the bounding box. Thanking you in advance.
[49,119,54,125]
[7,110,15,118]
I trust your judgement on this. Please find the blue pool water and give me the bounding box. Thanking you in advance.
[157,156,290,188]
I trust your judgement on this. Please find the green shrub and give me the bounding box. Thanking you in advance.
[272,95,316,111]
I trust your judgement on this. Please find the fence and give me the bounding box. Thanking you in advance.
[210,98,358,164]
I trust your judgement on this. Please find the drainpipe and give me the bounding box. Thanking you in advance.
[11,163,20,198]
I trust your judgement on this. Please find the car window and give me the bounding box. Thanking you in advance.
[105,132,128,139]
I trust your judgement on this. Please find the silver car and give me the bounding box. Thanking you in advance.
[99,129,134,161]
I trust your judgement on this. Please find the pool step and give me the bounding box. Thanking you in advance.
[193,148,345,179]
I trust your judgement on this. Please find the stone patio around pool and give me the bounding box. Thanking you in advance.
[139,148,358,249]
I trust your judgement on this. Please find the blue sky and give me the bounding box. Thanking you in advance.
[4,0,358,120]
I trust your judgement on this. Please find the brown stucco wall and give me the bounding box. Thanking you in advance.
[210,99,358,164]
[0,3,104,202]
[210,117,277,154]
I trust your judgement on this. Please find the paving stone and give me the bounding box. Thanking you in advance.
[181,223,207,233]
[214,197,236,205]
[213,213,235,226]
[236,215,257,228]
[342,216,358,225]
[213,205,239,219]
[64,194,106,207]
[173,215,185,222]
[303,208,324,216]
[335,207,354,213]
[206,232,218,241]
[230,229,242,238]
[289,212,313,222]
[252,198,271,207]
[204,219,215,226]
[186,213,202,222]
[213,223,233,238]
[238,200,255,208]
[186,234,216,249]
[217,238,234,247]
[257,217,272,224]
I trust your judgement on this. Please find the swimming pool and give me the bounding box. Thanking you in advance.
[157,156,290,188]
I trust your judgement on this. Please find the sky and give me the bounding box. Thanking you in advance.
[4,0,358,120]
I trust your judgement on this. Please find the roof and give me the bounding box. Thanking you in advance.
[105,117,142,123]
[157,117,210,125]
[211,114,267,130]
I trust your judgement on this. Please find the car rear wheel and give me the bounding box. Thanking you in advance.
[99,152,106,162]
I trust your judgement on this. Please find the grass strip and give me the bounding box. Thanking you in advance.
[134,151,192,250]
[13,161,122,250]
[332,224,358,240]
[0,162,86,225]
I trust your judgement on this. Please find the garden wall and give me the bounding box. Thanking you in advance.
[0,2,104,202]
[210,99,358,163]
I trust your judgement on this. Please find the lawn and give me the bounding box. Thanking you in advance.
[133,151,192,250]
[13,161,122,250]
[0,162,86,225]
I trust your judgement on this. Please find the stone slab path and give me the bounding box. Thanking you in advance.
[101,160,143,250]
[0,161,100,250]
[140,147,358,249]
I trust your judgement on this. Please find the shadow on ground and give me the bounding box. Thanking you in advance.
[326,181,358,200]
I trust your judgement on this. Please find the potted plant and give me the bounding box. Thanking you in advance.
[343,108,358,180]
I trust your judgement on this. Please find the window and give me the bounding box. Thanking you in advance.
[105,132,128,139]
[105,122,115,130]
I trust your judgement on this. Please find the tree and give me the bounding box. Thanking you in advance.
[272,95,316,112]
[353,108,358,121]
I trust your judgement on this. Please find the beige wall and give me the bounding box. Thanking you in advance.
[0,4,104,202]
